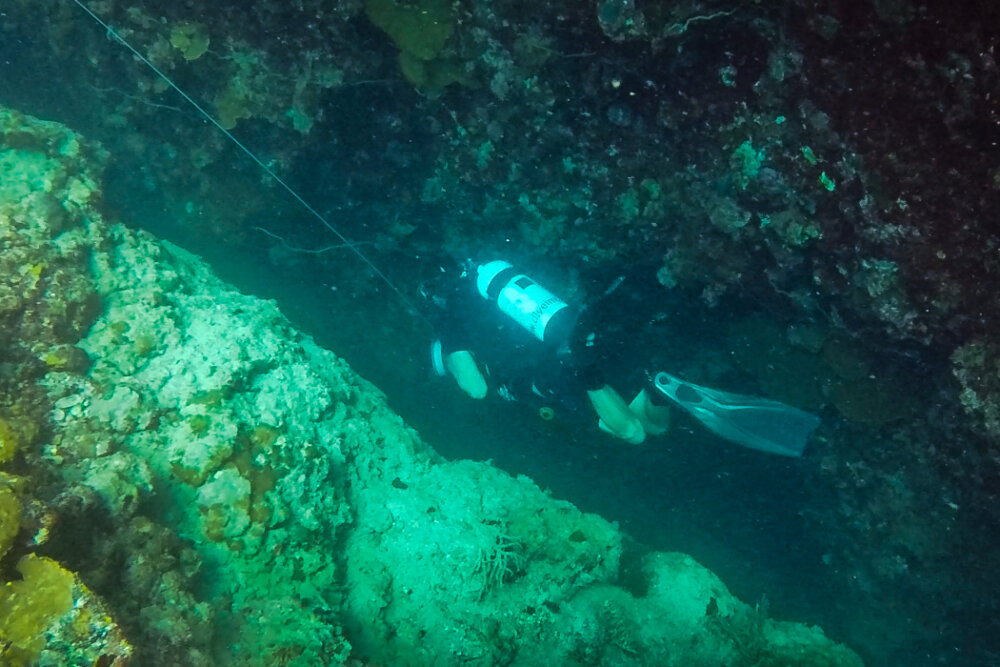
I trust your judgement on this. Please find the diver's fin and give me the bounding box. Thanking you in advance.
[652,372,820,457]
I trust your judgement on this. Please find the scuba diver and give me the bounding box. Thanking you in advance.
[428,260,821,456]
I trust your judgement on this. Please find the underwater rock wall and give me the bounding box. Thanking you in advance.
[0,109,865,665]
[2,1,998,663]
[0,107,133,667]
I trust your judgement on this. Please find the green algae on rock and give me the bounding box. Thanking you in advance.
[0,107,132,667]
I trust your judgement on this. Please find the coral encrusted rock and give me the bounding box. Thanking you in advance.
[2,105,861,666]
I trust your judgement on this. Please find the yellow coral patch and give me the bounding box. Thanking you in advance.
[42,351,68,369]
[215,83,252,130]
[364,0,455,61]
[170,23,210,61]
[0,415,35,464]
[0,419,21,463]
[0,486,21,560]
[0,555,75,666]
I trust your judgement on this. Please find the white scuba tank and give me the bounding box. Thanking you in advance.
[475,260,575,345]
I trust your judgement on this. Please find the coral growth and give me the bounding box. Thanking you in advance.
[6,0,1000,661]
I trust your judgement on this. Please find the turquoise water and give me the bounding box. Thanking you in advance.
[3,1,999,665]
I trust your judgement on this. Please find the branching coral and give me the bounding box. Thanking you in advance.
[472,525,525,594]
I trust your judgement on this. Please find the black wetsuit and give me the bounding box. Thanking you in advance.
[429,262,668,418]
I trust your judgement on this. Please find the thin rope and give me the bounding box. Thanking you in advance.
[72,0,432,329]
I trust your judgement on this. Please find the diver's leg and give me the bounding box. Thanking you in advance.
[444,350,488,399]
[587,385,646,444]
[628,386,671,436]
